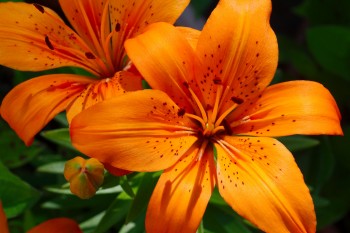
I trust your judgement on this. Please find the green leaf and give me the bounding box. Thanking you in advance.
[277,35,319,78]
[295,0,350,26]
[307,26,350,82]
[277,135,320,152]
[190,0,213,18]
[54,113,69,127]
[0,120,41,168]
[41,128,76,151]
[37,161,65,174]
[93,193,132,233]
[0,162,40,218]
[45,184,123,195]
[126,172,158,223]
[204,203,254,233]
[120,176,135,198]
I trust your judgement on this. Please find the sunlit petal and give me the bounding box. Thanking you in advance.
[1,74,91,146]
[109,0,190,66]
[146,145,215,233]
[125,22,202,113]
[215,136,316,233]
[230,81,343,136]
[196,0,278,113]
[71,90,198,171]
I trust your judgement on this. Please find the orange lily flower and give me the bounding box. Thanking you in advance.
[0,0,190,146]
[70,0,343,232]
[1,202,81,233]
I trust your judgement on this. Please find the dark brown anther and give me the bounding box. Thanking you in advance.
[33,3,44,14]
[85,52,96,59]
[223,119,233,135]
[183,82,189,89]
[213,78,222,84]
[231,96,244,104]
[177,108,186,117]
[45,35,54,50]
[115,23,121,32]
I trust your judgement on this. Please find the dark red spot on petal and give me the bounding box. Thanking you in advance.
[213,78,222,84]
[115,23,121,32]
[85,52,96,59]
[177,108,185,117]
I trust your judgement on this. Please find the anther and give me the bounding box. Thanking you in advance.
[45,35,54,50]
[33,3,44,14]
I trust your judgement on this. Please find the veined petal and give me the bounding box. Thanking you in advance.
[125,22,202,113]
[0,203,9,233]
[59,0,107,56]
[0,2,100,74]
[27,218,82,233]
[66,71,142,122]
[71,90,198,171]
[196,0,278,114]
[146,144,216,233]
[215,136,316,233]
[231,81,343,136]
[1,74,92,146]
[176,26,200,49]
[109,0,190,67]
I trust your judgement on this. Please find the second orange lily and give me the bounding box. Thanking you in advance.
[0,0,190,146]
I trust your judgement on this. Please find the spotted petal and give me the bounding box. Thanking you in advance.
[196,0,278,114]
[66,71,142,122]
[230,81,343,136]
[71,90,198,171]
[215,136,316,233]
[0,2,99,74]
[1,74,92,146]
[146,145,215,233]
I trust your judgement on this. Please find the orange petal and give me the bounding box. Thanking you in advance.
[215,136,316,233]
[195,0,278,114]
[125,22,203,113]
[176,26,200,49]
[58,0,107,55]
[146,144,216,233]
[0,202,9,233]
[1,74,92,146]
[230,81,343,136]
[64,156,105,199]
[71,90,198,172]
[27,218,82,233]
[109,0,190,61]
[103,163,132,176]
[66,71,142,122]
[0,2,99,74]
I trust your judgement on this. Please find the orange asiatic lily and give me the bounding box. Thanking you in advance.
[0,0,190,146]
[1,202,82,233]
[70,0,343,232]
